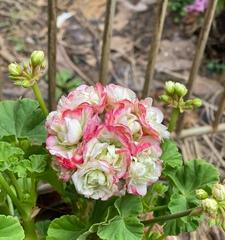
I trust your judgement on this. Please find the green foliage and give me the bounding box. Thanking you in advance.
[142,182,168,212]
[46,195,144,240]
[0,215,25,240]
[207,60,225,74]
[97,195,144,240]
[0,99,46,144]
[161,139,183,173]
[47,215,86,240]
[0,141,47,177]
[217,0,225,13]
[164,160,219,235]
[97,216,144,240]
[46,69,82,100]
[36,220,51,240]
[169,0,193,22]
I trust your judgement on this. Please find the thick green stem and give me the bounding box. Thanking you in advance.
[6,195,14,216]
[7,171,23,200]
[0,174,25,216]
[142,207,202,226]
[149,205,167,212]
[168,108,180,132]
[32,82,48,116]
[23,217,38,240]
[0,174,38,240]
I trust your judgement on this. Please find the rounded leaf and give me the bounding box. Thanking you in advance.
[0,215,25,240]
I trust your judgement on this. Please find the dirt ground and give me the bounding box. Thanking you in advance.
[0,0,225,239]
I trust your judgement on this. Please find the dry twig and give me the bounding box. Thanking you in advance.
[142,0,168,98]
[48,0,57,110]
[99,0,117,85]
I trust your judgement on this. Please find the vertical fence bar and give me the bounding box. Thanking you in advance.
[142,0,168,98]
[99,0,117,85]
[0,68,2,100]
[48,0,57,111]
[176,0,218,134]
[213,76,225,129]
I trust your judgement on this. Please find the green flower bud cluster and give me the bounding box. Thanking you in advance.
[197,183,225,230]
[159,81,202,113]
[8,50,46,88]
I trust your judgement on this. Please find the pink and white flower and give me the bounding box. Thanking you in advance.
[72,160,118,200]
[58,83,106,113]
[105,102,142,141]
[46,83,168,200]
[137,98,169,140]
[105,84,137,106]
[46,106,99,169]
[127,144,162,196]
[83,137,130,179]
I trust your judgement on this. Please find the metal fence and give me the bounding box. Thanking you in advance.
[42,0,225,138]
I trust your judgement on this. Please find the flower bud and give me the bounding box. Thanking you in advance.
[8,63,23,76]
[174,83,188,97]
[192,98,202,108]
[196,189,208,200]
[30,50,45,66]
[165,81,175,95]
[202,198,218,216]
[212,183,225,202]
[159,94,170,103]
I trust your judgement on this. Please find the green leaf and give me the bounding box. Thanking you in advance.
[142,182,168,211]
[97,216,144,240]
[0,215,25,240]
[164,216,201,236]
[0,142,47,177]
[46,215,86,240]
[97,195,144,240]
[114,195,143,217]
[28,154,48,174]
[0,99,46,143]
[0,141,24,172]
[164,193,201,235]
[167,160,219,194]
[36,220,51,240]
[164,159,219,235]
[161,139,182,172]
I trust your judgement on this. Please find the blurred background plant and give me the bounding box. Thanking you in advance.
[45,69,83,100]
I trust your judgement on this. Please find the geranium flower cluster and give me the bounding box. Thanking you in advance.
[187,0,208,13]
[45,84,169,200]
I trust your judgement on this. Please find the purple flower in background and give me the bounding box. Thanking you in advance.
[187,0,208,13]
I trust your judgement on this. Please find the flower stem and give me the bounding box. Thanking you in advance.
[32,82,48,116]
[23,217,38,240]
[149,205,168,212]
[0,174,38,240]
[168,108,180,132]
[142,207,202,226]
[7,171,23,200]
[0,174,25,216]
[6,195,14,216]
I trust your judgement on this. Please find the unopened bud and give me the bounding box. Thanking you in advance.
[196,189,208,200]
[174,83,188,97]
[212,183,225,202]
[165,81,175,95]
[30,50,45,66]
[8,63,23,76]
[202,198,218,216]
[192,98,202,108]
[159,94,170,103]
[40,60,47,69]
